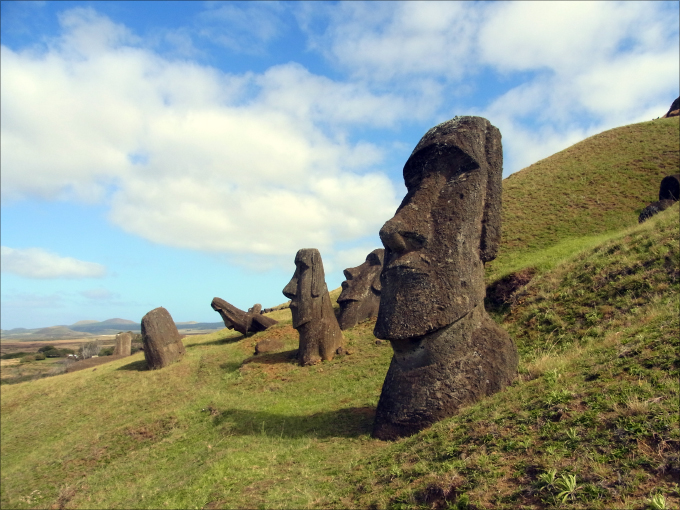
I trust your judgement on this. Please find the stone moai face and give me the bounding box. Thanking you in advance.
[374,116,502,340]
[337,249,384,330]
[282,248,327,328]
[282,248,343,365]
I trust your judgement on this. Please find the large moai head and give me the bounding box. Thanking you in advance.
[337,248,384,330]
[374,116,502,340]
[283,248,328,329]
[282,248,343,365]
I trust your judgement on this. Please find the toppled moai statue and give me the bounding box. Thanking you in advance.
[337,249,385,330]
[282,248,343,366]
[141,307,186,370]
[639,174,680,223]
[113,331,132,356]
[211,298,278,335]
[372,116,519,440]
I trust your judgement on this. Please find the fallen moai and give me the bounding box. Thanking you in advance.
[639,174,680,223]
[211,298,278,335]
[283,248,343,366]
[141,307,186,370]
[372,115,519,440]
[113,331,132,356]
[337,249,385,330]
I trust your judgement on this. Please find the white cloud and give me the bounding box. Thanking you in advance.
[302,1,678,174]
[1,247,107,279]
[1,8,401,261]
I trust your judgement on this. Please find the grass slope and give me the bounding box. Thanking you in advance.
[487,117,679,282]
[1,119,678,510]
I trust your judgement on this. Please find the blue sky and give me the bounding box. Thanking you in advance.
[1,1,678,329]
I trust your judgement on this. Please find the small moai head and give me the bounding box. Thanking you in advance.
[282,248,327,328]
[337,249,384,329]
[375,116,503,340]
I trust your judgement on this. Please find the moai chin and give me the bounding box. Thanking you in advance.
[372,116,519,440]
[282,248,343,366]
[337,249,385,330]
[141,307,186,370]
[113,331,132,356]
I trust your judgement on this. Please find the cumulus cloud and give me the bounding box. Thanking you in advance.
[1,247,107,279]
[303,1,679,174]
[1,7,401,261]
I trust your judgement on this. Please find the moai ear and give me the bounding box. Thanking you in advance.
[480,125,502,263]
[310,249,325,298]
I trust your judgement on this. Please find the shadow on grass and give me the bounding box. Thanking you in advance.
[192,333,247,347]
[117,359,148,371]
[242,349,299,366]
[211,406,375,439]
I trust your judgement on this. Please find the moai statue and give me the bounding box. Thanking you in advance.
[337,249,385,330]
[141,307,186,370]
[113,331,132,356]
[211,298,277,335]
[639,174,680,223]
[282,248,343,366]
[372,116,519,440]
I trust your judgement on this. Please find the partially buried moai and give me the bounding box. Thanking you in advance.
[372,116,519,440]
[337,249,384,330]
[283,248,343,366]
[141,307,186,370]
[113,331,132,356]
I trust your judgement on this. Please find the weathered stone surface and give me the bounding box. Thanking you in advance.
[663,97,680,118]
[282,248,343,366]
[255,338,284,354]
[113,331,132,356]
[372,116,518,440]
[211,298,277,335]
[638,199,676,223]
[337,249,385,330]
[659,174,680,201]
[141,307,185,370]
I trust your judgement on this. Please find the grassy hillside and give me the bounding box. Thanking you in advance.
[487,117,679,282]
[1,119,678,510]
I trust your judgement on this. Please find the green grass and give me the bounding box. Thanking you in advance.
[1,119,678,509]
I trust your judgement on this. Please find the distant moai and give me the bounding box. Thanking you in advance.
[211,298,278,335]
[141,307,186,370]
[639,174,680,223]
[282,248,343,366]
[113,331,132,356]
[337,249,385,330]
[372,116,519,440]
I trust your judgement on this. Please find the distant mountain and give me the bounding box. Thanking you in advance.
[1,318,226,342]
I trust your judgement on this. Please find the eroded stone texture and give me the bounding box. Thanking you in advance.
[113,331,132,356]
[337,249,385,330]
[282,248,343,366]
[141,307,186,370]
[372,116,518,440]
[211,298,278,335]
